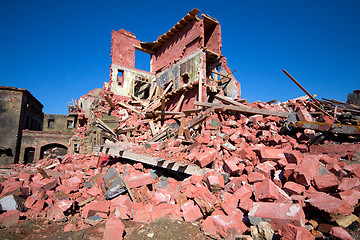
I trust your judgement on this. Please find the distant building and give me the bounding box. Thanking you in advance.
[0,86,44,165]
[0,86,76,165]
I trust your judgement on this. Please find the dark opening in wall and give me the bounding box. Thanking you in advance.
[117,69,124,86]
[24,147,35,164]
[67,120,74,129]
[48,119,54,129]
[182,73,190,84]
[135,49,150,72]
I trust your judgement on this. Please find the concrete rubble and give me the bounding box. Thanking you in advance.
[1,8,360,240]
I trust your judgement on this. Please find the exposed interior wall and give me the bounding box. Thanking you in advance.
[111,30,141,69]
[107,65,154,98]
[203,17,222,54]
[155,50,203,92]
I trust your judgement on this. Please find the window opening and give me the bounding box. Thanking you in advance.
[135,49,150,72]
[67,120,74,129]
[48,119,55,128]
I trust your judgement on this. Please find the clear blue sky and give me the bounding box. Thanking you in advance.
[1,0,359,114]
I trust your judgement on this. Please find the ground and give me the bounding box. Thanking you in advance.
[0,218,213,240]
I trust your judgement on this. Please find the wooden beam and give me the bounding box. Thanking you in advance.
[149,121,156,136]
[173,93,185,112]
[178,117,186,137]
[104,95,116,110]
[119,102,141,114]
[282,69,322,108]
[195,101,290,118]
[211,70,232,80]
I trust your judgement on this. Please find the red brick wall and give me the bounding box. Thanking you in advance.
[151,19,204,73]
[111,30,141,69]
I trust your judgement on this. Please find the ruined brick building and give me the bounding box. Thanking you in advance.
[105,8,240,109]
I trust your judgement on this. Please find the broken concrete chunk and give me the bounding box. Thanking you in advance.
[85,214,103,225]
[103,167,126,199]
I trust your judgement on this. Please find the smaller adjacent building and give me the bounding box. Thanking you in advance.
[0,86,76,165]
[0,86,44,165]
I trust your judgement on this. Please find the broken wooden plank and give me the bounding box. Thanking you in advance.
[104,95,116,110]
[214,94,250,109]
[178,117,187,137]
[118,101,142,114]
[195,101,290,118]
[211,70,232,80]
[149,121,156,136]
[173,93,185,112]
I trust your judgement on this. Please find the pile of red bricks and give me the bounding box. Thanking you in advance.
[1,97,359,240]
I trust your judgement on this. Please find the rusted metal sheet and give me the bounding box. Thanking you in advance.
[292,121,360,135]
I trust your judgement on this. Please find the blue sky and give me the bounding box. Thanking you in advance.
[1,1,359,114]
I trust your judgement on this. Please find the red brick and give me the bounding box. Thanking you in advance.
[24,195,39,209]
[206,175,224,193]
[255,161,276,178]
[151,203,181,220]
[284,151,303,164]
[249,114,263,123]
[307,192,354,216]
[0,210,20,227]
[283,181,305,196]
[81,201,111,219]
[30,178,58,193]
[223,160,241,175]
[238,197,254,212]
[314,174,339,192]
[194,148,218,167]
[249,202,305,231]
[248,172,266,183]
[103,217,125,240]
[190,174,204,185]
[254,179,279,202]
[338,178,360,191]
[283,163,297,180]
[181,200,203,222]
[280,224,315,240]
[330,227,354,240]
[132,203,152,223]
[63,177,82,191]
[294,158,320,186]
[259,148,285,162]
[296,109,313,122]
[152,191,171,205]
[64,223,77,232]
[125,173,152,189]
[339,189,360,206]
[17,173,33,182]
[201,214,248,239]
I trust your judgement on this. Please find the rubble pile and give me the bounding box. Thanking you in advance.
[1,81,360,240]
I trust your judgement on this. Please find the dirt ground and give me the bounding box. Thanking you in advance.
[0,218,213,240]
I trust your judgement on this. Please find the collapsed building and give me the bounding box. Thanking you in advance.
[1,8,360,240]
